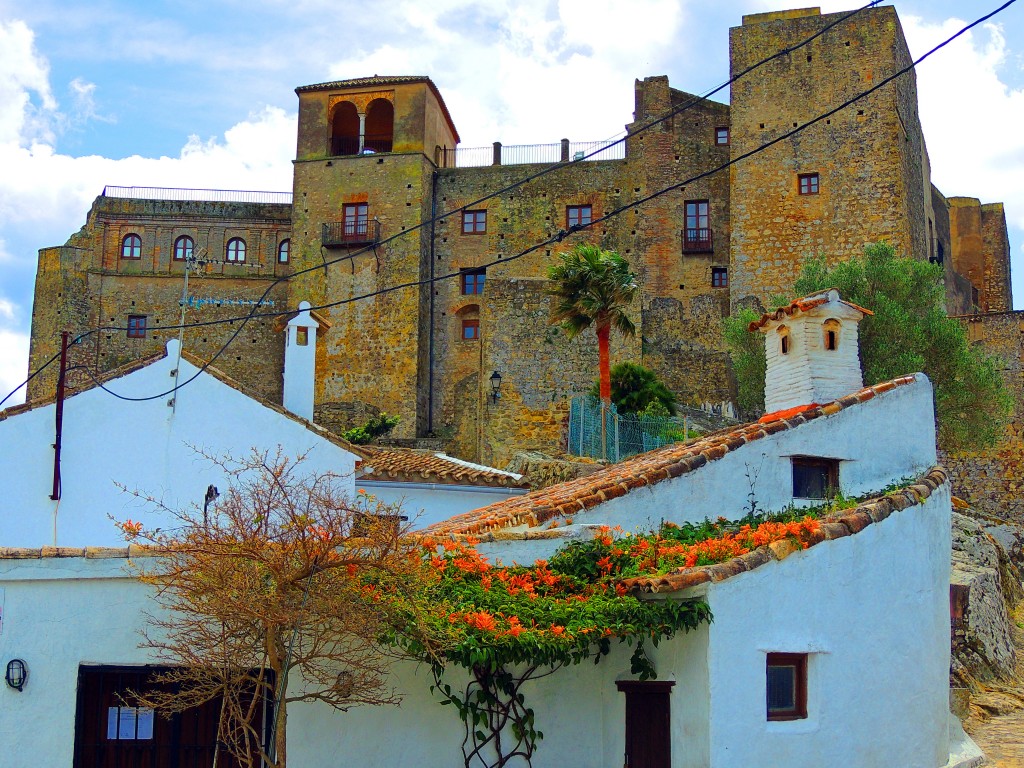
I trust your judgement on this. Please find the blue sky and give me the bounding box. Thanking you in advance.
[1,0,1022,403]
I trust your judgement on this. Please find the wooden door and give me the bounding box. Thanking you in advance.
[616,680,674,768]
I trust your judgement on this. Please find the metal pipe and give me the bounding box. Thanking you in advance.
[50,331,69,501]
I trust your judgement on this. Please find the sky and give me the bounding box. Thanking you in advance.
[1,0,1022,405]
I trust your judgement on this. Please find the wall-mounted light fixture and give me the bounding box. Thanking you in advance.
[489,371,502,403]
[5,659,27,692]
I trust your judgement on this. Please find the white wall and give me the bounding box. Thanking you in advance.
[0,341,357,548]
[704,487,952,768]
[360,480,527,530]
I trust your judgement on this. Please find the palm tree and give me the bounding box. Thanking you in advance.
[547,245,638,404]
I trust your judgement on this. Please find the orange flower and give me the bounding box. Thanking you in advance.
[466,611,498,632]
[550,624,566,637]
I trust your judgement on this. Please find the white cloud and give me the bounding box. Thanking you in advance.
[0,328,29,406]
[0,19,56,145]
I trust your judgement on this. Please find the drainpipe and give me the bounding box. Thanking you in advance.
[50,330,69,501]
[427,170,438,434]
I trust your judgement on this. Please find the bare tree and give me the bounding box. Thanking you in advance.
[118,448,434,767]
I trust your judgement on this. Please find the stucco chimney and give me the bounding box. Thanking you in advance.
[749,289,872,414]
[283,301,320,421]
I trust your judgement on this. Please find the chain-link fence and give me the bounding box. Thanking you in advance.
[567,397,692,462]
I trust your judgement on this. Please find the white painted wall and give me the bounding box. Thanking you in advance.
[360,480,527,530]
[283,301,319,421]
[0,340,357,548]
[704,486,952,768]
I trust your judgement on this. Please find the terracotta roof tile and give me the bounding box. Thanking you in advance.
[621,467,947,593]
[358,447,528,488]
[747,290,873,332]
[423,375,920,537]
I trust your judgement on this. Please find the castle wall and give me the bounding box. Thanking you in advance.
[941,311,1024,522]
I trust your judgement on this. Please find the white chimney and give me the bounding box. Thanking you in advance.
[750,289,872,414]
[283,301,320,421]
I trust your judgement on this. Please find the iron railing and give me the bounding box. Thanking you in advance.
[439,139,626,168]
[322,219,381,247]
[682,227,713,253]
[567,397,692,463]
[330,133,394,156]
[102,186,292,205]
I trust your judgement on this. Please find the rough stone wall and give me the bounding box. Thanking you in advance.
[948,198,1013,313]
[27,196,291,402]
[942,311,1024,521]
[728,6,924,307]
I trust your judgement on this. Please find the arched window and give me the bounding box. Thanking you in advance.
[457,304,481,341]
[121,233,142,259]
[173,235,194,262]
[778,325,790,355]
[277,239,290,264]
[330,101,360,156]
[364,98,394,153]
[226,238,246,263]
[823,319,841,351]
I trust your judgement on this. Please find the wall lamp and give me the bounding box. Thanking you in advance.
[489,371,502,403]
[5,659,27,692]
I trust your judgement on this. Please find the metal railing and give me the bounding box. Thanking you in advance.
[682,227,713,253]
[329,133,394,156]
[440,138,626,168]
[567,397,691,463]
[102,186,292,205]
[322,219,381,247]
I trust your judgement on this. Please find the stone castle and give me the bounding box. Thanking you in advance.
[26,6,1018,499]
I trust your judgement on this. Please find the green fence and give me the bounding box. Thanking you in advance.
[567,397,690,462]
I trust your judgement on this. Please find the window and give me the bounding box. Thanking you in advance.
[567,205,592,229]
[683,200,712,252]
[225,238,246,263]
[344,203,369,239]
[823,319,841,351]
[798,173,820,195]
[461,318,480,340]
[126,315,146,339]
[173,235,194,262]
[712,267,728,288]
[461,268,485,295]
[277,239,290,264]
[792,457,839,500]
[715,126,730,145]
[767,653,808,721]
[121,234,141,260]
[778,325,790,355]
[462,210,487,234]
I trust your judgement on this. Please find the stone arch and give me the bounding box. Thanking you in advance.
[364,98,394,153]
[330,100,360,156]
[822,318,841,351]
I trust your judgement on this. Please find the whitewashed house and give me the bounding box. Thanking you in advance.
[0,292,980,767]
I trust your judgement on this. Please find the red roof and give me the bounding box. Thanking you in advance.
[747,290,873,332]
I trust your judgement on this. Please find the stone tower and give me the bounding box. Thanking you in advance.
[289,76,459,437]
[728,6,936,307]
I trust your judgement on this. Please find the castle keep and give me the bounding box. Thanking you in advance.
[27,6,1013,469]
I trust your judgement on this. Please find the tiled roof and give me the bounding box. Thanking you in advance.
[423,375,919,537]
[747,290,873,331]
[620,466,948,593]
[358,447,528,488]
[294,75,460,144]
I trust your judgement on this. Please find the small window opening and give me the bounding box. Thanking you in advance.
[715,126,730,145]
[461,318,480,340]
[767,653,808,721]
[296,327,308,346]
[792,457,839,500]
[779,326,790,355]
[823,319,841,351]
[127,315,147,339]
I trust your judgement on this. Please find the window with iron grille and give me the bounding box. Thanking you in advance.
[226,238,246,263]
[798,173,820,195]
[567,205,592,229]
[173,235,193,262]
[683,200,712,252]
[461,268,485,295]
[344,203,369,238]
[121,234,142,260]
[126,315,147,339]
[767,653,808,720]
[462,210,487,234]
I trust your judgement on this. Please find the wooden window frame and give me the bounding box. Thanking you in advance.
[172,235,194,262]
[711,266,728,288]
[767,653,808,721]
[343,203,369,238]
[461,318,480,340]
[566,205,592,229]
[462,210,487,235]
[460,268,485,295]
[798,173,820,195]
[277,239,290,264]
[792,457,839,500]
[121,233,142,260]
[126,315,147,339]
[715,126,730,145]
[225,237,246,263]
